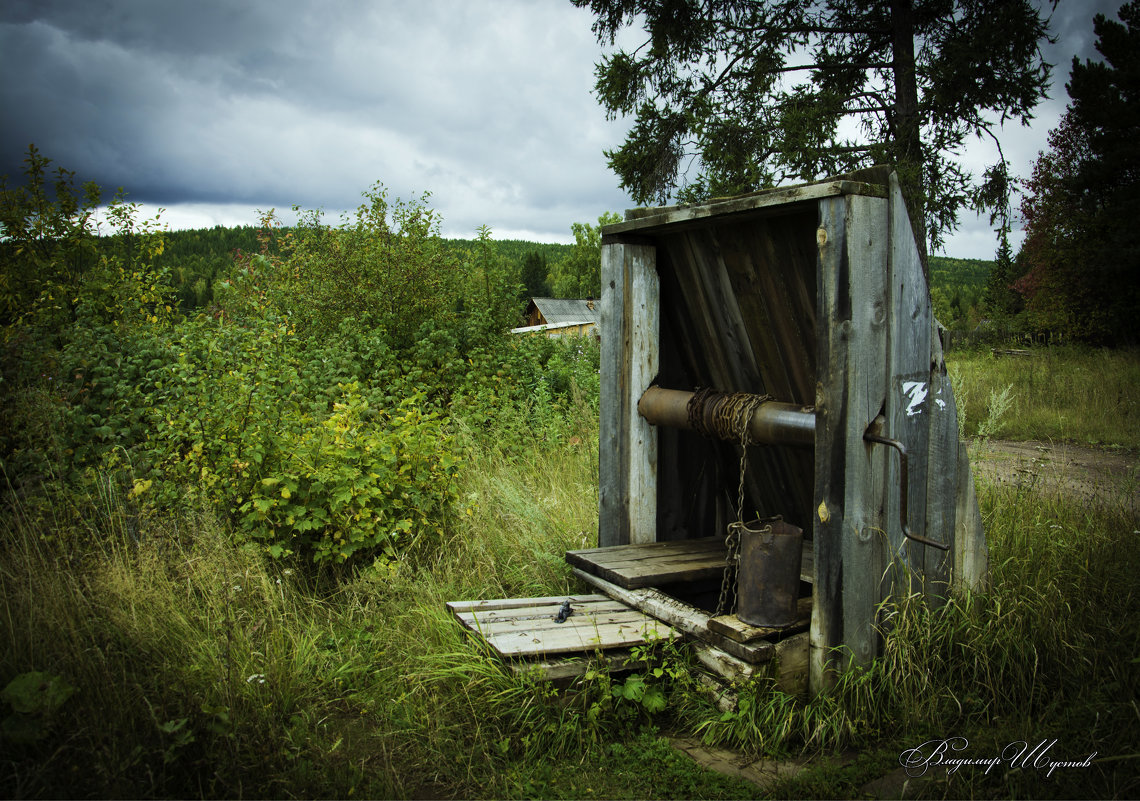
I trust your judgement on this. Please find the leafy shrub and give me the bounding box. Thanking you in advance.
[238,387,459,563]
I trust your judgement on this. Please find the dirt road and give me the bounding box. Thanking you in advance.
[968,438,1139,514]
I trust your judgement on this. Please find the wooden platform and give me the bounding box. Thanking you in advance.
[447,539,815,694]
[447,594,679,659]
[565,536,815,589]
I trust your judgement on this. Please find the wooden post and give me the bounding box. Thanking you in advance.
[811,198,847,694]
[953,450,989,592]
[885,172,933,597]
[599,241,659,547]
[840,195,890,670]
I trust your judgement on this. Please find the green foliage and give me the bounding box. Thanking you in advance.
[463,225,526,332]
[1015,3,1140,344]
[929,254,990,332]
[573,0,1052,254]
[519,249,551,299]
[139,311,460,565]
[0,148,173,487]
[236,389,459,564]
[548,212,620,298]
[0,145,101,328]
[256,183,463,347]
[981,228,1023,320]
[153,225,261,310]
[1,672,76,744]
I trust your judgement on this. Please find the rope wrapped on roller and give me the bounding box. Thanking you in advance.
[637,386,815,448]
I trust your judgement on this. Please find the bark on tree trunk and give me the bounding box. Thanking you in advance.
[891,0,929,280]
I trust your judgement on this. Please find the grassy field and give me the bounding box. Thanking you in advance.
[3,353,1139,799]
[947,346,1140,449]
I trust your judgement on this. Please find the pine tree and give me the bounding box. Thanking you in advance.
[572,0,1051,269]
[1015,2,1140,344]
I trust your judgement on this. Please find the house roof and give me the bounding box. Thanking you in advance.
[528,297,600,326]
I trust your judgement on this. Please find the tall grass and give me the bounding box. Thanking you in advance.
[0,388,615,798]
[4,355,1139,798]
[948,346,1140,448]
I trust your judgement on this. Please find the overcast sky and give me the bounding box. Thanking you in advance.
[0,0,1123,259]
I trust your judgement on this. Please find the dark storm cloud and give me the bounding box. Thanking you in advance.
[1,0,631,238]
[0,0,1129,251]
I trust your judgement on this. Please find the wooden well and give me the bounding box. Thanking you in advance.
[587,169,987,694]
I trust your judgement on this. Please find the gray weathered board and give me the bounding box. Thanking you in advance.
[566,536,814,589]
[571,567,802,666]
[447,594,678,659]
[707,596,813,644]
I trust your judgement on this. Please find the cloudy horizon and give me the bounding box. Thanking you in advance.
[0,0,1124,256]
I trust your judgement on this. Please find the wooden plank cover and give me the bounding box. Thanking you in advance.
[566,537,814,589]
[448,594,678,659]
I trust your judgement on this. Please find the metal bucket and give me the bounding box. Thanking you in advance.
[736,516,804,629]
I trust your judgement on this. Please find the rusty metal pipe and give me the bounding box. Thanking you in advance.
[636,386,815,447]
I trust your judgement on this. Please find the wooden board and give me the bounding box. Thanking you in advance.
[447,594,678,659]
[566,537,814,590]
[707,596,813,644]
[599,241,659,546]
[886,172,933,591]
[811,194,848,693]
[572,567,777,665]
[509,650,650,682]
[840,193,890,670]
[605,179,887,237]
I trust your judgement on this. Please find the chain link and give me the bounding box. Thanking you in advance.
[686,389,774,618]
[712,392,767,617]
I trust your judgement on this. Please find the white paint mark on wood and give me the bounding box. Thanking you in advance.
[903,381,928,416]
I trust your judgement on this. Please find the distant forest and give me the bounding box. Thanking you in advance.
[148,225,574,318]
[150,224,989,331]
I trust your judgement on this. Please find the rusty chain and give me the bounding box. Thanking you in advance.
[686,390,770,617]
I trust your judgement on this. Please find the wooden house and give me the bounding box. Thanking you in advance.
[451,170,986,698]
[513,297,600,338]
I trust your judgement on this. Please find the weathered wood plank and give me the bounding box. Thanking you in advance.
[691,642,763,683]
[485,619,679,657]
[953,449,989,593]
[458,609,654,636]
[605,180,887,237]
[811,195,849,694]
[571,567,777,664]
[599,241,659,547]
[453,601,632,626]
[566,537,815,589]
[886,173,932,594]
[770,632,811,697]
[599,241,629,548]
[923,365,957,602]
[509,650,649,682]
[839,194,890,671]
[449,591,680,659]
[585,561,722,588]
[569,536,729,560]
[628,245,660,545]
[707,597,813,643]
[446,595,609,614]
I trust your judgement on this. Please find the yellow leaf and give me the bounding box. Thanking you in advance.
[129,478,153,498]
[281,487,291,499]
